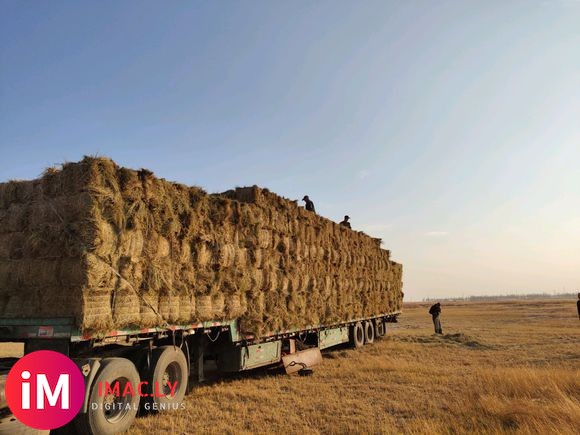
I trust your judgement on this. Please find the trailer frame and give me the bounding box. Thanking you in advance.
[0,311,400,434]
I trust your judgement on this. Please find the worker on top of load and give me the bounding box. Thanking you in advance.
[339,215,351,229]
[302,195,316,213]
[429,302,443,334]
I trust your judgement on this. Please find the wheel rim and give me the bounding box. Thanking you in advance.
[161,361,182,398]
[102,377,133,424]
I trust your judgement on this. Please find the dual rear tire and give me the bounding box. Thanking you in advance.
[74,358,140,435]
[146,346,188,411]
[351,319,385,348]
[74,346,188,434]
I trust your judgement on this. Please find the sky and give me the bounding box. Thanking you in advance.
[1,1,579,301]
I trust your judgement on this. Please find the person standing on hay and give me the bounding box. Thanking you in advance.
[429,302,443,334]
[339,215,351,229]
[302,195,316,213]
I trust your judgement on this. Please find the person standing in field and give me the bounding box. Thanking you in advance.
[302,195,316,213]
[577,293,580,320]
[429,302,442,334]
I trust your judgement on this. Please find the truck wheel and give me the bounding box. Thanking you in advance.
[350,322,365,348]
[375,319,385,338]
[75,358,140,435]
[146,346,187,412]
[364,321,375,344]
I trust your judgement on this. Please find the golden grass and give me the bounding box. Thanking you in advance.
[0,299,577,433]
[130,299,579,434]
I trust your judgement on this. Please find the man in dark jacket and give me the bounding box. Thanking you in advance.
[429,302,442,334]
[339,215,351,228]
[302,195,316,213]
[577,293,580,320]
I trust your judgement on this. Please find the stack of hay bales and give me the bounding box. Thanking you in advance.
[0,157,403,336]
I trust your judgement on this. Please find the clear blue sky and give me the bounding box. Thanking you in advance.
[1,1,579,300]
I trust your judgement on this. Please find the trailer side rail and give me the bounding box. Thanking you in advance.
[0,311,401,346]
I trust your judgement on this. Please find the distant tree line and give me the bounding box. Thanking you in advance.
[422,292,576,302]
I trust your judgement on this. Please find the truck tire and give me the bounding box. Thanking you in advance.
[350,322,365,348]
[364,321,375,344]
[375,319,385,338]
[146,346,188,412]
[74,358,140,435]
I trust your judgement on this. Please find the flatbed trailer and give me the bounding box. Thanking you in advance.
[0,311,399,434]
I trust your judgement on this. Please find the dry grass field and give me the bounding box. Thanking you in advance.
[1,299,578,434]
[131,299,579,434]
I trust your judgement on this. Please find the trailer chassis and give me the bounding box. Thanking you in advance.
[0,312,399,434]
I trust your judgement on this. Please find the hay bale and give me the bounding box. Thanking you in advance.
[194,242,212,267]
[178,293,195,322]
[196,295,213,320]
[225,293,243,319]
[139,291,161,327]
[82,288,113,331]
[112,283,141,326]
[212,293,225,318]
